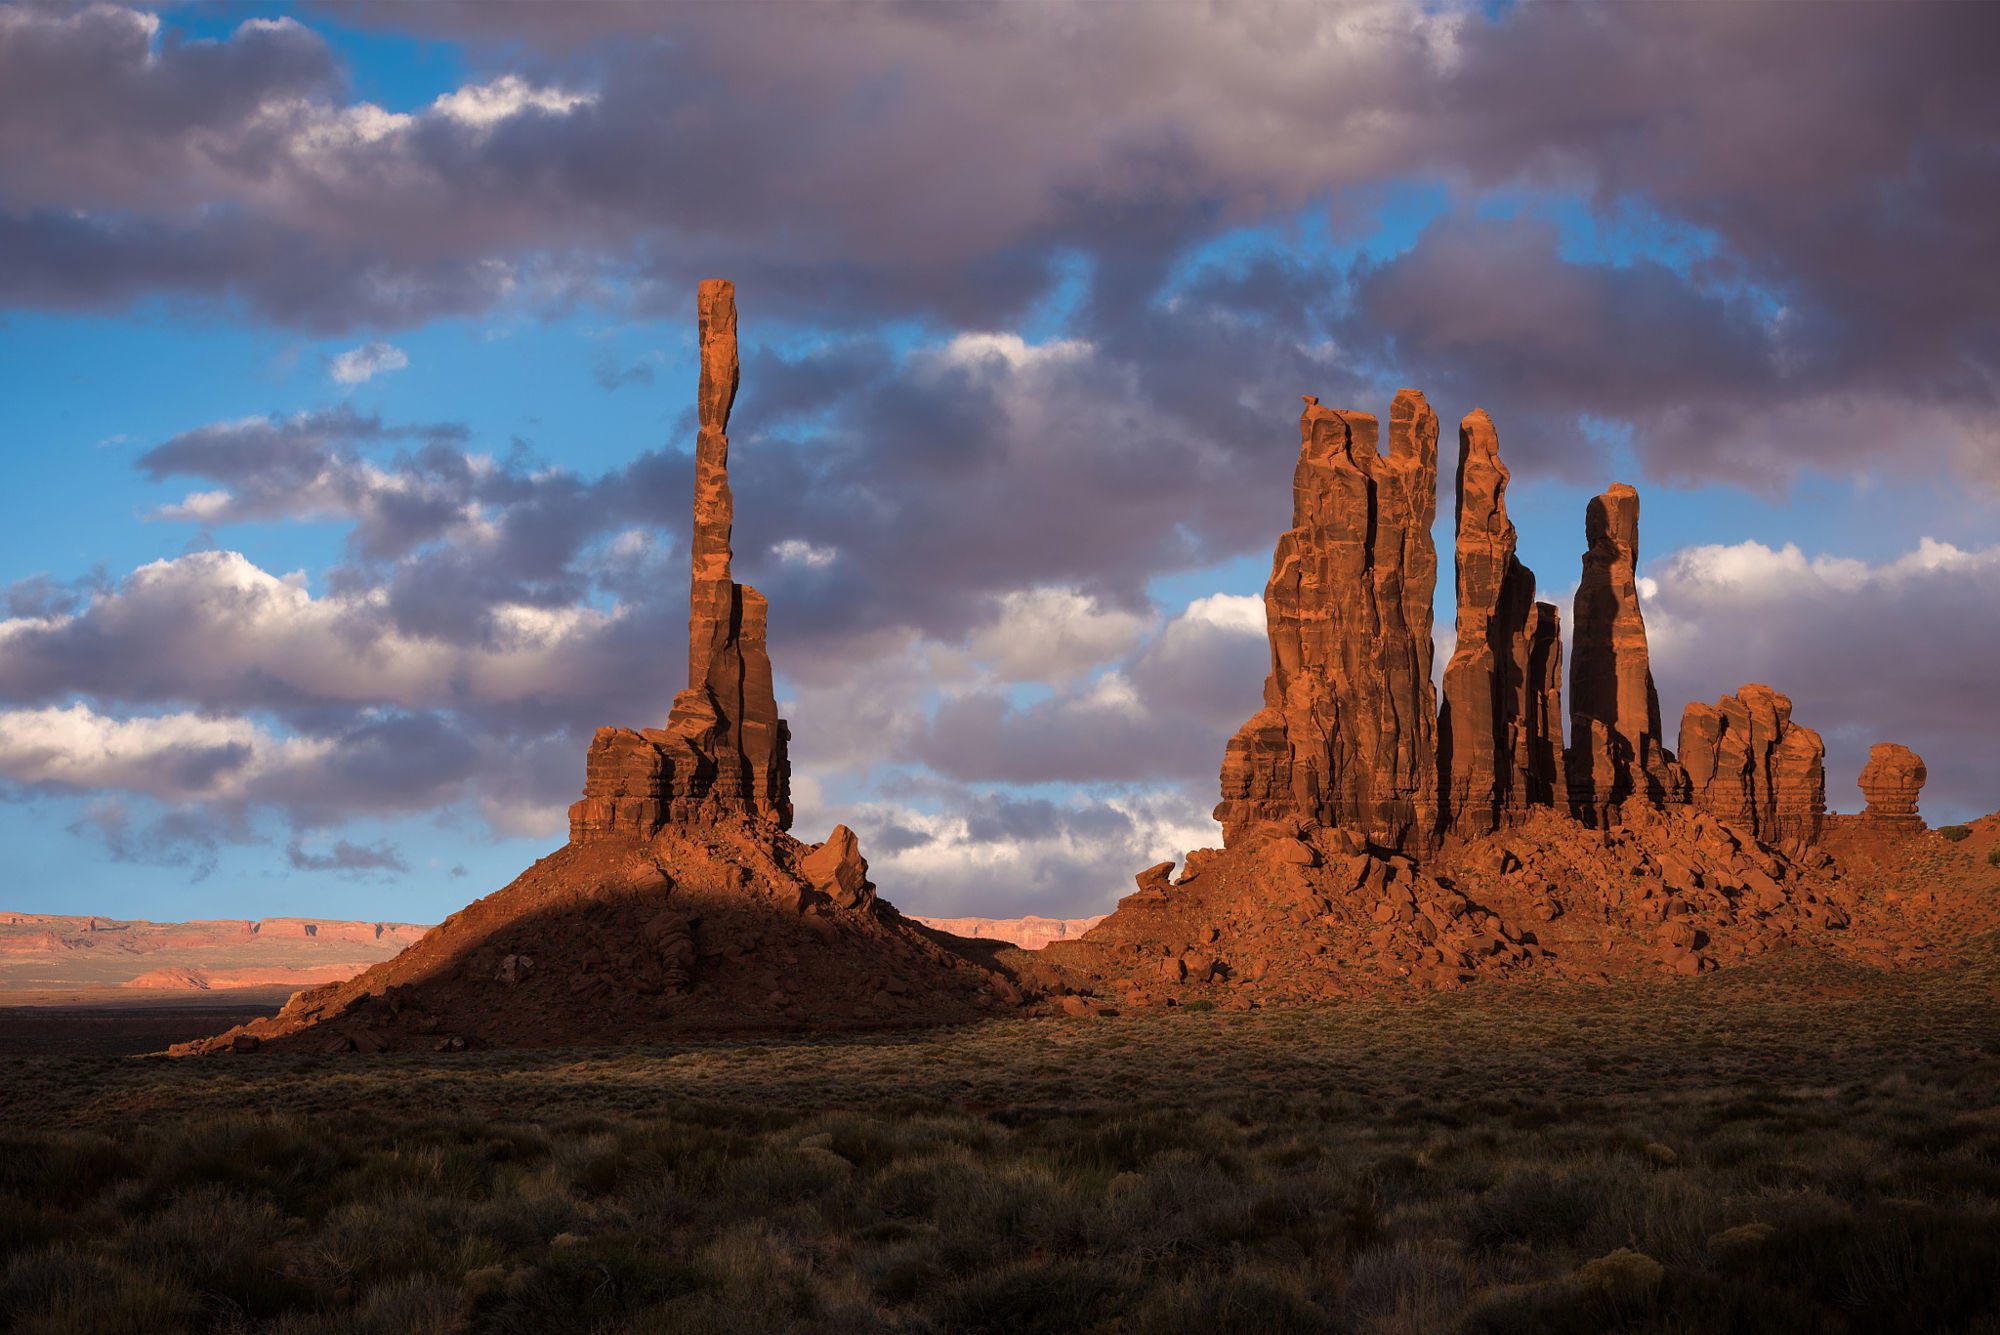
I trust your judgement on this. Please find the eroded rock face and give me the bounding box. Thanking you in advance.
[1566,484,1685,824]
[1679,685,1826,845]
[1215,390,1440,852]
[801,825,873,910]
[1439,410,1557,834]
[571,280,792,841]
[1858,743,1927,832]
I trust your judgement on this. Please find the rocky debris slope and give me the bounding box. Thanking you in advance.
[178,283,1018,1055]
[1567,484,1687,824]
[1680,685,1827,848]
[1215,391,1441,853]
[1857,743,1928,833]
[175,829,1006,1054]
[1438,409,1563,835]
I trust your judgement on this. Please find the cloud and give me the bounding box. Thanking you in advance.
[2,2,1994,490]
[329,341,410,385]
[285,836,409,875]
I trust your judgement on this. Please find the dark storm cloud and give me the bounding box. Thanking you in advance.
[5,2,1995,486]
[285,837,409,875]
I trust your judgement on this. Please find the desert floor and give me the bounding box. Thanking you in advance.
[2,946,1997,1334]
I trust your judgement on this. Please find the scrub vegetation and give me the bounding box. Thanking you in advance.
[3,949,1997,1334]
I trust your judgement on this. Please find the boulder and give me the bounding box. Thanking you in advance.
[801,825,872,909]
[1858,743,1927,833]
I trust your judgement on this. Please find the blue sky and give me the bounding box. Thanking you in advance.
[2,2,1996,924]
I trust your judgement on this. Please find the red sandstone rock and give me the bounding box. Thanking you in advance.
[1439,410,1556,833]
[801,825,873,910]
[570,280,791,842]
[1215,390,1440,852]
[1678,684,1826,845]
[1858,743,1927,832]
[1566,484,1685,824]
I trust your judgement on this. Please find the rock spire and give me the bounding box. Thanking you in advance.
[570,280,793,841]
[1857,743,1927,833]
[1438,410,1560,834]
[1566,484,1684,824]
[1215,390,1440,852]
[1678,684,1826,845]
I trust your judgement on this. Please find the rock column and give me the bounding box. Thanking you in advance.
[1566,484,1684,824]
[1857,743,1927,833]
[570,281,793,841]
[1216,390,1440,852]
[1439,409,1553,834]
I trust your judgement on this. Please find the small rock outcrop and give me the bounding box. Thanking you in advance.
[570,279,792,841]
[1678,685,1827,846]
[1566,484,1685,824]
[1858,743,1927,833]
[1215,390,1440,852]
[1439,410,1559,834]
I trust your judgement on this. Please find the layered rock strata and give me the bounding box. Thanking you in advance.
[571,279,792,841]
[1438,410,1559,834]
[1566,484,1685,824]
[1679,685,1826,845]
[1858,743,1927,832]
[1215,390,1440,852]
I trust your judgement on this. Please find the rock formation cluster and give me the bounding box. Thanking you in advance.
[1679,685,1827,847]
[1857,743,1927,832]
[570,280,792,842]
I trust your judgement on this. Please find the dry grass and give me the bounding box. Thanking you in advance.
[2,951,1997,1333]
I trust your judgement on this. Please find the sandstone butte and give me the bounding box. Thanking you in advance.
[178,336,1991,1050]
[176,283,1024,1056]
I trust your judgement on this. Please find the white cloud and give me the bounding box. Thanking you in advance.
[771,538,838,568]
[966,586,1151,683]
[329,341,409,385]
[0,703,328,803]
[431,75,596,128]
[0,550,618,712]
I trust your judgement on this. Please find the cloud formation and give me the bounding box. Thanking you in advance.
[330,341,409,385]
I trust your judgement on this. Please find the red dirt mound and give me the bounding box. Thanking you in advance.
[172,824,1015,1054]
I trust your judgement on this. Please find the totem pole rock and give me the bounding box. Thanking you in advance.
[1439,410,1560,834]
[1857,743,1927,833]
[1566,484,1685,824]
[1215,390,1440,852]
[1678,684,1826,845]
[570,280,793,841]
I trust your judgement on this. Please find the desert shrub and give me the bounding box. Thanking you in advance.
[1130,1264,1331,1334]
[0,1244,199,1335]
[1343,1243,1468,1329]
[1462,1168,1603,1251]
[1940,825,1971,842]
[930,1258,1127,1335]
[1987,849,1999,867]
[117,1183,313,1318]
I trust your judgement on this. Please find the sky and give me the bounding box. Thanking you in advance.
[1,0,1996,926]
